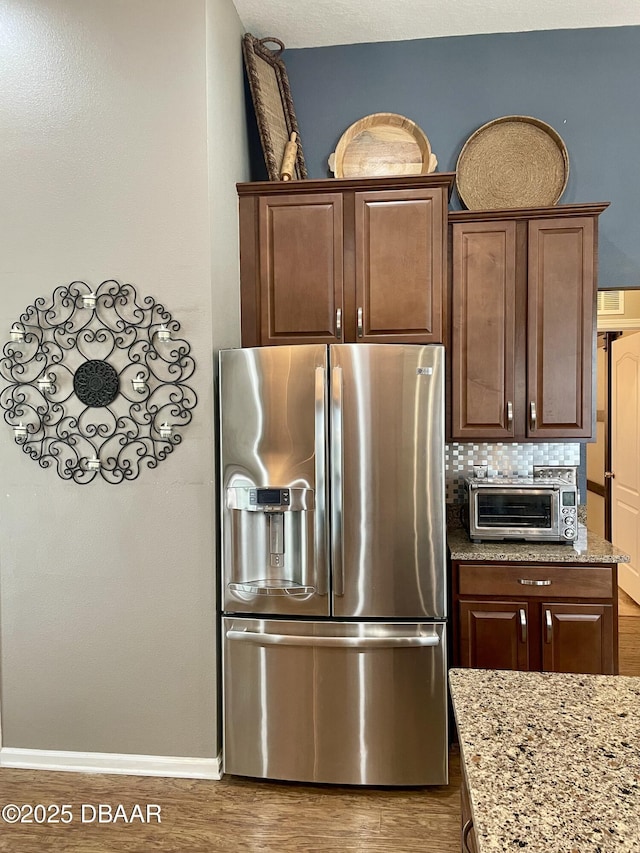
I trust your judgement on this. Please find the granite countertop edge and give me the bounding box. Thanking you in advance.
[449,668,640,853]
[447,523,630,564]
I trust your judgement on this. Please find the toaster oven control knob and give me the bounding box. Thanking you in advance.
[564,527,576,539]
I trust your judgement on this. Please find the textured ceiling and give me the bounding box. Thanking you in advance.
[231,0,640,49]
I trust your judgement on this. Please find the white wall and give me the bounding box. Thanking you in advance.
[207,0,250,351]
[0,0,248,758]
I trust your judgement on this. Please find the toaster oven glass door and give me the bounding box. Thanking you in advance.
[475,489,556,529]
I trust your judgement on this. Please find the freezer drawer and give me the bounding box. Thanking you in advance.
[223,617,448,786]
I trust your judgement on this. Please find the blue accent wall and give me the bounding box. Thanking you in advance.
[280,26,640,288]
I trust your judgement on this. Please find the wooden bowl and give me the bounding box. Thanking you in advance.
[329,113,437,179]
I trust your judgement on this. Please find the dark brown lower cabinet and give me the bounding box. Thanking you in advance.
[541,603,614,674]
[453,561,618,675]
[459,601,530,671]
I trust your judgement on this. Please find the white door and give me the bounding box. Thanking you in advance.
[612,332,640,602]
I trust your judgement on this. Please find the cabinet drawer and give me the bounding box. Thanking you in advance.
[458,563,613,599]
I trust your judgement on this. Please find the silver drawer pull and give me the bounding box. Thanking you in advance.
[518,578,552,586]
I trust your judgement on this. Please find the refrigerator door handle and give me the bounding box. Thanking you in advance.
[314,365,328,596]
[330,364,344,596]
[226,630,441,649]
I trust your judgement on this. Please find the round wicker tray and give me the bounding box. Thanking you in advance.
[456,116,569,210]
[329,113,437,179]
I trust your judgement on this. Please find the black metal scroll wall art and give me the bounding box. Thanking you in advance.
[0,280,197,483]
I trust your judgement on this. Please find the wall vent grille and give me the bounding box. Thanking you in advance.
[597,290,625,315]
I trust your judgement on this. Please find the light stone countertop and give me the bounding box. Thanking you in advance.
[447,524,630,564]
[449,668,640,853]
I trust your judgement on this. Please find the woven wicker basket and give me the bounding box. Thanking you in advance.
[456,116,569,210]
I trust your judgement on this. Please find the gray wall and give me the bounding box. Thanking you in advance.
[0,0,248,758]
[284,26,640,288]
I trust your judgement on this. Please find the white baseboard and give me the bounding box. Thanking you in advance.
[0,747,222,780]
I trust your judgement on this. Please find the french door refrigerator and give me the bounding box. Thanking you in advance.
[219,343,447,786]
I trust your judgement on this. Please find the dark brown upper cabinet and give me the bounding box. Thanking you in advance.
[237,174,455,348]
[450,203,609,441]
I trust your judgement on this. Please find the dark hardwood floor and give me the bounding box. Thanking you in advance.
[0,756,462,853]
[619,588,640,678]
[1,589,638,853]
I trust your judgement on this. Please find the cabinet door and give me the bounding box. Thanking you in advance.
[354,189,445,343]
[451,221,518,439]
[459,601,530,671]
[258,193,344,345]
[527,217,595,438]
[542,603,614,674]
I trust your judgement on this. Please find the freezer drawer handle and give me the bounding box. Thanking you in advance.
[228,583,316,597]
[226,630,441,648]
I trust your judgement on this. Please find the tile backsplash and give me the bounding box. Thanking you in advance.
[445,442,581,503]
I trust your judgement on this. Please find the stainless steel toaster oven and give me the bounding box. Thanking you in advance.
[464,475,578,543]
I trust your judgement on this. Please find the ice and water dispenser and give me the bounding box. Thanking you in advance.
[223,483,324,612]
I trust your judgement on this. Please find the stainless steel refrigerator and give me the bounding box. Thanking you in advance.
[219,343,447,786]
